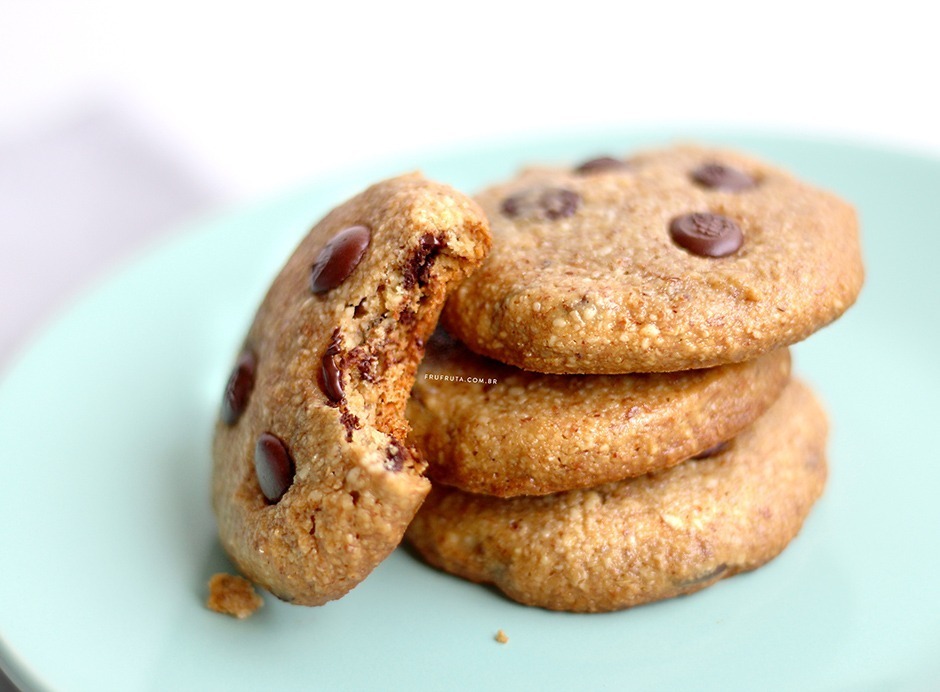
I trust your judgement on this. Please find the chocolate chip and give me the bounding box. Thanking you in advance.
[221,349,256,425]
[500,195,523,217]
[692,440,730,460]
[574,156,630,175]
[501,187,581,221]
[399,308,416,326]
[347,344,377,383]
[691,162,756,192]
[669,212,743,257]
[320,329,344,403]
[321,353,343,403]
[255,433,295,503]
[340,410,360,442]
[385,443,407,472]
[403,233,444,290]
[541,188,581,220]
[310,225,371,293]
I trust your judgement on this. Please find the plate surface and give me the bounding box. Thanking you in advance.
[1,132,938,691]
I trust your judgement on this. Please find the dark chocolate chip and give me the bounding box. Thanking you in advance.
[669,212,743,257]
[500,194,523,217]
[255,433,295,503]
[221,349,256,425]
[691,162,756,192]
[574,156,630,175]
[310,225,371,293]
[385,444,407,472]
[540,188,581,220]
[320,329,344,403]
[399,308,416,326]
[501,187,581,221]
[347,344,377,383]
[340,410,360,442]
[692,440,731,460]
[403,233,444,290]
[415,236,442,285]
[321,353,343,403]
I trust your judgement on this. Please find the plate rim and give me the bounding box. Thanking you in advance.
[2,128,938,691]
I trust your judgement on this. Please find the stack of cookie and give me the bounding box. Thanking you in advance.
[210,146,862,616]
[404,146,864,612]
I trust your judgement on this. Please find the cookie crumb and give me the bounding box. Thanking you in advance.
[207,573,263,619]
[495,629,509,644]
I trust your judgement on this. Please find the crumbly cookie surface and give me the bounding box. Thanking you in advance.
[443,145,864,374]
[206,573,264,619]
[406,380,828,612]
[212,174,490,605]
[408,331,791,496]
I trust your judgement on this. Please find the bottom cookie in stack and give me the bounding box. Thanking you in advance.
[406,379,827,613]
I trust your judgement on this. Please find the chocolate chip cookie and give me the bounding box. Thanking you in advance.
[212,174,490,605]
[408,330,791,496]
[406,380,828,612]
[442,145,864,374]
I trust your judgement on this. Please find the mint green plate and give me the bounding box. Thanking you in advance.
[1,133,938,691]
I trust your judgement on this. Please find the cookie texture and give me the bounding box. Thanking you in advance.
[406,380,828,612]
[212,174,490,605]
[443,145,864,373]
[206,573,264,619]
[408,331,791,496]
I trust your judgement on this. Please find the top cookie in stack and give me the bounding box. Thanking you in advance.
[442,145,863,374]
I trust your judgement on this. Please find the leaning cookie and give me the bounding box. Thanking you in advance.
[443,145,864,374]
[212,174,490,605]
[406,379,827,613]
[408,330,791,496]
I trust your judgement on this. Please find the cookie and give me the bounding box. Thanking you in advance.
[442,145,864,374]
[406,379,828,612]
[212,173,490,605]
[408,330,791,496]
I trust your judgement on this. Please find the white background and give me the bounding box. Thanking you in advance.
[1,0,939,367]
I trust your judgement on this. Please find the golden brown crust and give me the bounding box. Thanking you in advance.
[212,174,490,605]
[443,145,864,374]
[408,332,791,496]
[406,380,828,612]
